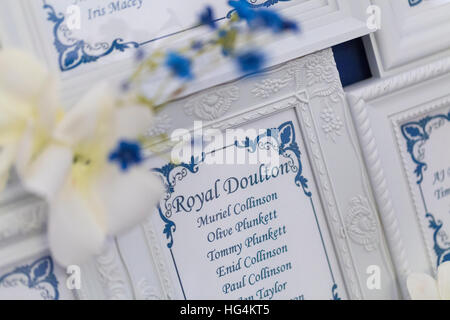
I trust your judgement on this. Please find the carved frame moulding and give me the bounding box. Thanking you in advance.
[0,198,80,300]
[0,193,121,300]
[0,0,372,105]
[110,48,399,300]
[0,47,399,300]
[365,0,450,77]
[346,55,450,297]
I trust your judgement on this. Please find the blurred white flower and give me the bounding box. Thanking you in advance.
[26,82,164,266]
[0,49,61,192]
[0,48,164,266]
[407,261,450,300]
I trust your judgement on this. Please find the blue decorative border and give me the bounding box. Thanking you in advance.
[409,0,423,7]
[153,121,341,300]
[401,111,450,266]
[43,0,139,71]
[246,0,290,8]
[42,0,291,71]
[0,256,59,300]
[227,0,291,18]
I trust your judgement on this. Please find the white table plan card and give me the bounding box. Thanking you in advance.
[347,54,450,295]
[0,1,402,300]
[0,0,372,102]
[109,49,400,300]
[0,48,399,299]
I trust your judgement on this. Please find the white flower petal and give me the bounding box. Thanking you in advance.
[0,144,16,193]
[437,261,450,300]
[114,105,153,140]
[48,184,107,266]
[20,144,73,200]
[35,76,61,130]
[0,144,16,176]
[0,49,49,103]
[0,90,31,128]
[407,273,441,300]
[94,165,164,235]
[0,172,8,193]
[14,123,34,176]
[55,82,116,145]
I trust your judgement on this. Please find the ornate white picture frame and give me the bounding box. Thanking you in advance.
[0,0,372,104]
[347,55,450,295]
[107,49,399,300]
[366,0,450,76]
[0,48,400,300]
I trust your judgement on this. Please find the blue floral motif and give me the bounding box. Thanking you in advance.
[43,1,139,71]
[152,154,204,250]
[42,0,290,71]
[332,284,341,300]
[0,256,59,300]
[153,155,203,196]
[235,122,312,197]
[249,0,291,7]
[153,121,338,299]
[157,205,177,249]
[401,111,450,267]
[227,0,291,18]
[401,112,449,184]
[426,214,450,265]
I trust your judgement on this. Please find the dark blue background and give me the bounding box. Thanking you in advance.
[332,37,372,87]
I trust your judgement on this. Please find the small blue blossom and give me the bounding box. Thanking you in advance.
[120,81,131,92]
[255,10,283,31]
[199,6,217,29]
[254,9,300,33]
[109,140,143,172]
[135,48,146,61]
[236,51,265,74]
[222,48,231,57]
[228,0,256,22]
[191,40,204,51]
[165,52,193,80]
[280,20,299,32]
